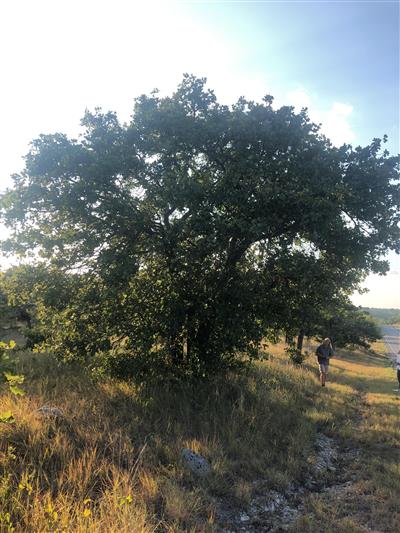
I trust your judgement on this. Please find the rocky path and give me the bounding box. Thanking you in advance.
[215,431,361,532]
[213,340,397,532]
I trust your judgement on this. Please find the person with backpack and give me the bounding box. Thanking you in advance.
[316,338,334,387]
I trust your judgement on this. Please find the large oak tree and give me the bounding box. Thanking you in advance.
[1,75,399,375]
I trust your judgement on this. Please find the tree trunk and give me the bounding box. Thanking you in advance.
[185,306,195,361]
[296,329,305,352]
[285,332,294,345]
[167,323,184,364]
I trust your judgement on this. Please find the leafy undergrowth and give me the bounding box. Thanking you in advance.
[0,340,398,532]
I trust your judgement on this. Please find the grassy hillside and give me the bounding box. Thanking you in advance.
[362,307,400,325]
[0,340,399,532]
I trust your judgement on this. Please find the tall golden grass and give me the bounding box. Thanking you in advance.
[1,349,320,532]
[1,339,398,532]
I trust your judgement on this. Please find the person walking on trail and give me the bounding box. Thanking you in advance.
[316,338,334,387]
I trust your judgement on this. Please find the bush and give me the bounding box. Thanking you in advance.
[285,346,308,365]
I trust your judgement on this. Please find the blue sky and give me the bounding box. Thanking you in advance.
[0,0,398,306]
[184,0,399,152]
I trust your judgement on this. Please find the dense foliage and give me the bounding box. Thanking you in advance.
[1,76,398,377]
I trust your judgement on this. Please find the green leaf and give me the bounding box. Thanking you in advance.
[4,373,24,385]
[9,384,25,396]
[0,411,15,424]
[0,340,16,350]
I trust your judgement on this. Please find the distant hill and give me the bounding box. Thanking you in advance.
[362,307,400,324]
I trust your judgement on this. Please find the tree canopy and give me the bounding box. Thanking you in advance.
[1,75,398,376]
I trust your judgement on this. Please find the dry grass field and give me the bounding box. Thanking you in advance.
[0,338,398,532]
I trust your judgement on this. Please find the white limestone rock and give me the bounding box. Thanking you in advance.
[181,448,211,477]
[36,406,64,418]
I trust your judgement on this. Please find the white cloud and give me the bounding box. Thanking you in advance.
[322,102,355,146]
[286,88,355,146]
